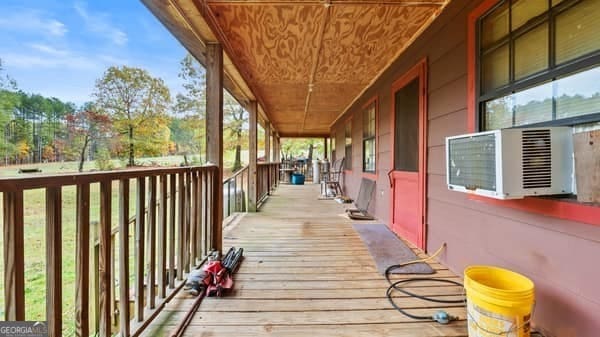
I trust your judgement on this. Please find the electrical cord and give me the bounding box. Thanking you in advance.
[384,243,464,324]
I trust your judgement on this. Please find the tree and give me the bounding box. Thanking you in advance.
[94,66,171,166]
[224,92,247,172]
[174,54,206,162]
[66,103,111,172]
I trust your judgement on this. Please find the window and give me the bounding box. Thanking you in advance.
[468,0,600,226]
[344,120,352,170]
[362,101,377,173]
[478,0,600,130]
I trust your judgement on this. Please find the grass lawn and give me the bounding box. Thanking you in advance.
[0,153,240,335]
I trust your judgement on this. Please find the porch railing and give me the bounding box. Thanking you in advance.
[0,165,220,337]
[223,166,249,218]
[257,162,280,204]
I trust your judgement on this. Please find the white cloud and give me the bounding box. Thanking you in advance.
[2,52,98,71]
[0,10,67,37]
[74,1,128,46]
[28,43,69,57]
[47,20,68,37]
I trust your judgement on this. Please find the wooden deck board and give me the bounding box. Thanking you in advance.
[141,184,467,337]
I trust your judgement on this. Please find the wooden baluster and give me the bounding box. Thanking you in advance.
[110,233,116,326]
[99,181,112,336]
[75,184,90,337]
[135,177,145,322]
[3,190,25,321]
[206,170,212,252]
[46,187,62,337]
[118,179,130,337]
[168,174,176,288]
[196,171,203,260]
[211,167,222,252]
[92,221,99,334]
[190,171,197,266]
[177,173,185,280]
[183,172,192,274]
[157,175,167,299]
[201,171,208,256]
[146,175,157,309]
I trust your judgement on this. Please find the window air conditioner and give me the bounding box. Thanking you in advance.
[446,127,573,199]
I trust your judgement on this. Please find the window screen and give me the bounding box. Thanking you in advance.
[394,79,419,172]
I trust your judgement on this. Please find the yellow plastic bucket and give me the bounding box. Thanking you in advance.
[464,266,535,337]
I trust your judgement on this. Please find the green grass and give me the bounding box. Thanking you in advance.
[0,154,240,335]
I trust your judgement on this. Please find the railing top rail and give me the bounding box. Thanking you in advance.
[257,162,281,166]
[0,165,218,192]
[223,165,249,184]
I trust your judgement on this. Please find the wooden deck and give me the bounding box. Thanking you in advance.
[142,184,467,336]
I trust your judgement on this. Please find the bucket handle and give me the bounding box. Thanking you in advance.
[466,301,536,336]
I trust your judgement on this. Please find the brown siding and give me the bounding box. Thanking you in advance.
[332,0,600,336]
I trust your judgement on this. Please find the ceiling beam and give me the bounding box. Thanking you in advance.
[302,1,331,131]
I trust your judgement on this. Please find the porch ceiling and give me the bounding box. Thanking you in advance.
[144,0,450,137]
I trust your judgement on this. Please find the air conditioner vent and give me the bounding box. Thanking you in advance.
[522,129,552,189]
[448,134,496,191]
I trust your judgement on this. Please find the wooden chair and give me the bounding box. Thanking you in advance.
[321,157,345,197]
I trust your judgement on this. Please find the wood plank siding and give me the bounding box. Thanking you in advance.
[142,184,467,336]
[331,1,600,336]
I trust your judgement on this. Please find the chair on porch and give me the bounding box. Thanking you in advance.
[321,157,345,197]
[346,178,376,220]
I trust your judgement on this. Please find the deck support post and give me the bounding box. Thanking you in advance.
[248,100,258,212]
[265,123,271,162]
[324,137,328,160]
[275,135,281,162]
[206,42,224,252]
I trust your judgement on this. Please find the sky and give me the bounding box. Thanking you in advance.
[0,0,188,106]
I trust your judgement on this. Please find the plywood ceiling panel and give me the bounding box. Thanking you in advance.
[209,5,325,84]
[200,0,449,137]
[316,5,437,82]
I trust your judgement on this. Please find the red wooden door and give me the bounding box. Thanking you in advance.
[390,60,427,249]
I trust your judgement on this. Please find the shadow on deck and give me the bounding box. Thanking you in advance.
[142,184,468,337]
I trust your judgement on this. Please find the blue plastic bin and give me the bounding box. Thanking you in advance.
[291,173,305,185]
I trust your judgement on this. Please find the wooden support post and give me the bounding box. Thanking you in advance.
[118,179,130,337]
[248,100,258,212]
[3,191,25,321]
[206,42,223,253]
[75,184,90,337]
[324,137,328,160]
[265,123,271,162]
[275,136,281,162]
[99,181,112,336]
[46,187,62,337]
[135,177,145,322]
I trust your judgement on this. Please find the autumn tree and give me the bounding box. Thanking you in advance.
[66,103,111,172]
[224,92,248,172]
[94,66,171,166]
[174,54,206,163]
